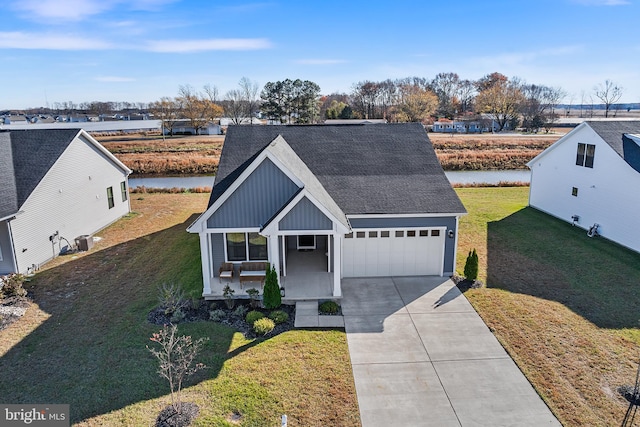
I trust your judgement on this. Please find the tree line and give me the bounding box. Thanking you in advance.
[24,73,625,133]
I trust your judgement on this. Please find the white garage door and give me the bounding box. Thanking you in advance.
[342,228,445,277]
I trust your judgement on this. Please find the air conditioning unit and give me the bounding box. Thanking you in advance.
[75,235,94,251]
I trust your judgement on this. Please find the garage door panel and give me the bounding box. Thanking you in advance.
[343,228,445,278]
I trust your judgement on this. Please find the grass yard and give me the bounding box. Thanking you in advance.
[456,187,640,426]
[0,194,360,426]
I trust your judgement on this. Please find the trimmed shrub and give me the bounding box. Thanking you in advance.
[268,310,289,324]
[232,305,248,318]
[245,310,265,325]
[262,265,281,309]
[157,282,188,316]
[319,300,340,314]
[464,249,479,281]
[253,317,275,336]
[170,308,185,323]
[209,309,225,322]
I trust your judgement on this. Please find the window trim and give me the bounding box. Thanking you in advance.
[120,181,128,202]
[576,143,595,168]
[106,186,114,209]
[224,232,268,263]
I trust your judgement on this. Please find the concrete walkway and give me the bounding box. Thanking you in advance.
[342,276,560,427]
[294,300,344,328]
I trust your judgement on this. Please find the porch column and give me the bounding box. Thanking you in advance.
[200,232,212,295]
[268,234,280,278]
[332,234,342,297]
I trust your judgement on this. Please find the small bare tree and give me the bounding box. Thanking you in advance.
[594,79,623,118]
[148,324,207,414]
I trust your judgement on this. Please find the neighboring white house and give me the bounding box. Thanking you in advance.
[527,121,640,253]
[0,129,132,275]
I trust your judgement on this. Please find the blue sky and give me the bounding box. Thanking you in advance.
[0,0,638,110]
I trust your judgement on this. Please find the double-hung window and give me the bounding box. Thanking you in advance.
[120,181,128,202]
[226,232,268,262]
[576,143,595,168]
[106,186,115,209]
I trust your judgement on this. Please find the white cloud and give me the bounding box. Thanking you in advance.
[145,38,272,53]
[0,31,111,50]
[570,0,630,5]
[11,0,177,21]
[294,59,347,65]
[11,0,117,21]
[95,76,136,82]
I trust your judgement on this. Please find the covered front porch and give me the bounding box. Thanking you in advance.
[203,235,339,303]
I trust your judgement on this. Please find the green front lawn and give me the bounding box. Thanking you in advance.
[0,194,360,426]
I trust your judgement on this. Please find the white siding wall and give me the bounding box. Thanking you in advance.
[529,125,640,253]
[10,135,130,273]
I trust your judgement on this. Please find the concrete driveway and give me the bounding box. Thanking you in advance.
[342,276,560,427]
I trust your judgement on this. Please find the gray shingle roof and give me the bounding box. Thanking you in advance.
[0,129,80,218]
[587,121,640,172]
[212,123,466,215]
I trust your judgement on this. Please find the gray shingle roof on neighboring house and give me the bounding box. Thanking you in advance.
[0,129,80,218]
[587,121,640,173]
[212,123,466,215]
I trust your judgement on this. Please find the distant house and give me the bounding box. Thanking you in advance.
[527,121,640,253]
[170,120,222,135]
[0,129,132,274]
[187,123,466,300]
[432,118,499,133]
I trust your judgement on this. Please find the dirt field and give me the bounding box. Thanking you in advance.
[96,134,223,176]
[95,131,564,175]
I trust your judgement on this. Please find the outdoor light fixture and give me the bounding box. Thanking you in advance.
[280,287,285,297]
[448,230,454,239]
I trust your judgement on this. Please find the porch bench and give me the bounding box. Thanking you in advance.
[239,262,268,289]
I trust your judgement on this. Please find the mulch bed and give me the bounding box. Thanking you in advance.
[155,402,199,427]
[451,275,484,292]
[0,296,31,331]
[147,300,296,339]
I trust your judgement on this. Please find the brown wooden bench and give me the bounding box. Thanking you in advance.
[239,262,268,289]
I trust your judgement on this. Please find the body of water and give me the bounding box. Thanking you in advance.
[444,170,530,184]
[129,176,215,188]
[129,170,531,189]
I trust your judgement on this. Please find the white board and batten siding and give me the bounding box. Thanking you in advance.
[529,124,640,253]
[10,134,130,273]
[342,228,446,277]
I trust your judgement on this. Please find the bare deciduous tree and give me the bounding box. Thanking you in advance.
[594,79,623,118]
[239,77,259,124]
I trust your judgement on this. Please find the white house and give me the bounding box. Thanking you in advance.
[0,129,132,275]
[527,121,640,253]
